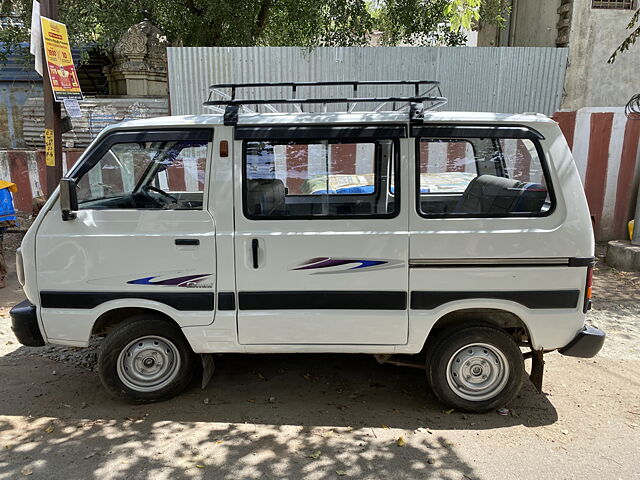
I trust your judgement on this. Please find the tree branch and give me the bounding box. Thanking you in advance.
[1,0,13,15]
[185,0,204,16]
[252,0,273,41]
[608,7,640,63]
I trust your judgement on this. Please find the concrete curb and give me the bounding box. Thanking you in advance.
[606,240,640,272]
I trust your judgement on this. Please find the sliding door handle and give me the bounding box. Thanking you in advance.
[251,238,259,269]
[175,239,200,246]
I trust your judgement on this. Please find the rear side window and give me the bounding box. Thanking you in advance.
[416,133,552,217]
[243,139,398,219]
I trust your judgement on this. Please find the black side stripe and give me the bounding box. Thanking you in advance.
[409,257,596,269]
[238,291,407,311]
[568,257,597,267]
[217,292,236,311]
[410,290,580,310]
[40,291,214,311]
[39,290,580,312]
[411,263,571,269]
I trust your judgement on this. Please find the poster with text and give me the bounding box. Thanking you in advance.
[41,16,83,101]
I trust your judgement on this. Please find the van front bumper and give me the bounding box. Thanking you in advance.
[559,325,605,358]
[9,300,45,347]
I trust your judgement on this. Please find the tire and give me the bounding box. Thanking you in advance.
[98,315,196,403]
[427,325,524,413]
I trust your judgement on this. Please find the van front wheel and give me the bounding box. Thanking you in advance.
[98,316,196,403]
[428,325,524,413]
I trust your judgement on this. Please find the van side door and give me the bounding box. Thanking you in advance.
[35,128,217,343]
[233,125,410,345]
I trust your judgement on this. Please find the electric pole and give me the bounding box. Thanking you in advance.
[40,0,63,196]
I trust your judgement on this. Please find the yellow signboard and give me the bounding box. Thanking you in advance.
[44,129,55,166]
[41,17,83,101]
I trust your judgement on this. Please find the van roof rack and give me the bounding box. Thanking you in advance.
[203,80,447,125]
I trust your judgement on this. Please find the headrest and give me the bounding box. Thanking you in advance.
[455,175,547,214]
[246,179,286,216]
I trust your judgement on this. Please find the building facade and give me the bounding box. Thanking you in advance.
[478,0,640,110]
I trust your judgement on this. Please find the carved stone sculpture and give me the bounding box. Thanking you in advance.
[106,20,169,96]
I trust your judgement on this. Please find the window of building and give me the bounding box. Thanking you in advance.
[416,135,552,217]
[243,139,397,219]
[592,1,635,9]
[76,138,208,210]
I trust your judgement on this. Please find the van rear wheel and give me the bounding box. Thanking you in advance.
[98,316,196,403]
[427,325,524,413]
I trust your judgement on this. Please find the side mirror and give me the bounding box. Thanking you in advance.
[59,177,78,221]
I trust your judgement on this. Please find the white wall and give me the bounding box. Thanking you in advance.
[477,0,560,47]
[562,1,640,109]
[512,0,562,47]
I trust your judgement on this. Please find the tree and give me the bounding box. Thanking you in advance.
[0,0,509,60]
[607,7,640,116]
[608,6,640,63]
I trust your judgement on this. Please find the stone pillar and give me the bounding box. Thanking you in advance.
[106,20,169,96]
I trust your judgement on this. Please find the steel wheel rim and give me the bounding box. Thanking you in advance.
[445,342,510,402]
[116,336,181,392]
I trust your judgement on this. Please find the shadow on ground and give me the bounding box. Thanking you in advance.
[0,351,558,479]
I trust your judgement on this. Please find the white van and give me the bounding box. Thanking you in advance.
[10,81,604,412]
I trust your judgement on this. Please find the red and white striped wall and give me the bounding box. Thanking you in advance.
[1,109,639,240]
[553,108,640,241]
[0,150,83,213]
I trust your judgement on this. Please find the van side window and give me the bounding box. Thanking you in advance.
[243,139,398,219]
[76,139,208,210]
[417,136,552,217]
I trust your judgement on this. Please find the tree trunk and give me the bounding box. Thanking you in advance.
[252,0,273,42]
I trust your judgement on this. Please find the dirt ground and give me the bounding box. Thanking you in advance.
[0,237,639,480]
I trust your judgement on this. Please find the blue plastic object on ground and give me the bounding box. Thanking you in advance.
[0,187,17,224]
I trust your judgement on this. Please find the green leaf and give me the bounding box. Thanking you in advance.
[2,0,510,62]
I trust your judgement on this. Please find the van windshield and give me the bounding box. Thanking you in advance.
[76,139,207,210]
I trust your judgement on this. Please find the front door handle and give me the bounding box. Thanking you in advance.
[251,238,259,269]
[175,239,200,246]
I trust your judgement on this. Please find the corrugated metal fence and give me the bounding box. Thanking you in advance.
[22,97,169,149]
[168,47,569,116]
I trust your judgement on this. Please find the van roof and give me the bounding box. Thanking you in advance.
[106,111,555,132]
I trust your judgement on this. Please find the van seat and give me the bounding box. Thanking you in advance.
[246,179,286,215]
[454,175,547,215]
[512,182,547,213]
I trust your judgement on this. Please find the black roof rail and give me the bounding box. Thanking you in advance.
[203,80,447,124]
